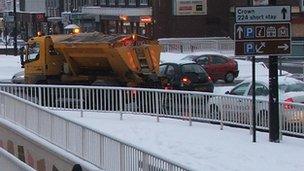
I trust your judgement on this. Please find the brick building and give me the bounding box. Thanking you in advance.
[153,0,231,38]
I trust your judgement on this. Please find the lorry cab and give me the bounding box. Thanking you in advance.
[22,35,70,84]
[23,36,46,84]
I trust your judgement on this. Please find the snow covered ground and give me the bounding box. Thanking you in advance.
[57,111,304,171]
[0,55,23,80]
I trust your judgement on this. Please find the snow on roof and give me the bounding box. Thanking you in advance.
[59,32,127,43]
[64,24,80,29]
[161,59,196,65]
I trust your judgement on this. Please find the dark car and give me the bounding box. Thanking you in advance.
[159,62,214,92]
[182,54,239,83]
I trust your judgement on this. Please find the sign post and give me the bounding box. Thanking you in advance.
[268,0,280,143]
[234,4,291,143]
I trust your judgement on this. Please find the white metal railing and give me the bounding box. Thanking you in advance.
[0,147,35,171]
[0,84,303,137]
[0,90,191,171]
[158,38,234,54]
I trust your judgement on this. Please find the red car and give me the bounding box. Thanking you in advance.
[182,54,239,83]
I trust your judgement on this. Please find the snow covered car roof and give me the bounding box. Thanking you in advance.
[241,76,303,87]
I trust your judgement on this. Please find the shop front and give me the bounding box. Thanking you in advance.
[3,12,46,40]
[82,6,153,37]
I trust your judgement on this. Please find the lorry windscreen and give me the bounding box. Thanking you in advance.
[26,43,40,61]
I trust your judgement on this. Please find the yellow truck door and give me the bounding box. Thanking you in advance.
[24,38,46,83]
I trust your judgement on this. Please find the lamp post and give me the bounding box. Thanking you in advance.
[13,0,17,56]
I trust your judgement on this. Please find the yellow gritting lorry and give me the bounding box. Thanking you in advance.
[20,32,162,87]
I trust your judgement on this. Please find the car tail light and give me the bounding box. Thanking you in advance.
[208,76,212,82]
[181,76,191,85]
[284,97,294,110]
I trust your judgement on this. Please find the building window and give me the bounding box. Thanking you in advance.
[18,146,25,162]
[109,0,116,5]
[140,0,148,5]
[118,0,125,5]
[93,0,98,5]
[128,0,136,5]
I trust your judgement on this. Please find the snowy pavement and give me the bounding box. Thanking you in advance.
[57,111,304,171]
[0,55,23,80]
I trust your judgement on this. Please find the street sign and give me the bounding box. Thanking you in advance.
[235,40,290,56]
[234,22,291,56]
[235,6,291,23]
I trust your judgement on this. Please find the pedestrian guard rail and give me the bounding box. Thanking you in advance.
[0,90,192,171]
[0,84,303,137]
[158,37,234,54]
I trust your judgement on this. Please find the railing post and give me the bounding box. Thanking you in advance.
[279,104,283,141]
[0,94,3,117]
[220,97,224,130]
[249,100,253,135]
[38,87,42,106]
[143,153,148,171]
[37,109,41,134]
[188,94,192,126]
[119,89,123,120]
[217,40,220,52]
[155,92,159,122]
[82,127,85,157]
[120,143,125,171]
[180,44,183,53]
[50,115,54,141]
[66,121,69,149]
[80,88,84,117]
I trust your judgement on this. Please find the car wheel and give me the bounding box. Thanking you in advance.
[210,105,221,120]
[257,110,268,127]
[224,72,235,83]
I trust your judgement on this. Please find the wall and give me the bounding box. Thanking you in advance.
[153,0,231,38]
[24,0,46,13]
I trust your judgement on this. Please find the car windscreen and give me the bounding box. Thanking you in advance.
[181,64,207,75]
[283,83,304,92]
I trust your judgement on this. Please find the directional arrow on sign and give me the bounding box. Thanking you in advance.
[278,44,289,51]
[256,42,266,53]
[237,26,243,39]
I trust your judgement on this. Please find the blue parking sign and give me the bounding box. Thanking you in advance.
[244,42,255,54]
[244,26,254,38]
